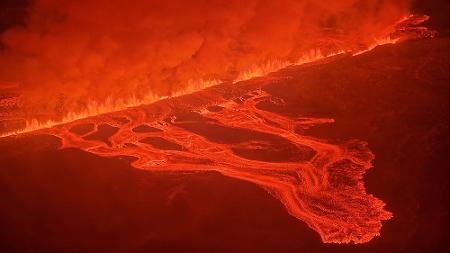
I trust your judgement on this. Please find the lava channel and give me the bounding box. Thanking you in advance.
[23,79,394,244]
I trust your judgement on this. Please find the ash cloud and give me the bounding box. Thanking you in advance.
[0,0,410,119]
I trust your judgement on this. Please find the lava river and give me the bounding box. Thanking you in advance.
[23,75,393,244]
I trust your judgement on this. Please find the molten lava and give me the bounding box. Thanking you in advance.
[25,80,391,244]
[0,0,439,246]
[0,13,433,137]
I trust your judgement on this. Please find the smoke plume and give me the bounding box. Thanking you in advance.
[0,0,410,120]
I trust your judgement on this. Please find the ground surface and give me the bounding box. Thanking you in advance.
[0,37,449,252]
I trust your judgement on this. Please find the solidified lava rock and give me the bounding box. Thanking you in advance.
[69,123,95,136]
[132,124,162,133]
[139,137,183,151]
[84,124,119,146]
[2,37,449,246]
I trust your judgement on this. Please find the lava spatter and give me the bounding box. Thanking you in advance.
[31,82,392,244]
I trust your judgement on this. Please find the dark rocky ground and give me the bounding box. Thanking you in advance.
[0,37,448,253]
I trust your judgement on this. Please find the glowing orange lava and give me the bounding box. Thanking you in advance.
[1,51,339,137]
[0,13,436,244]
[0,14,433,138]
[26,82,392,244]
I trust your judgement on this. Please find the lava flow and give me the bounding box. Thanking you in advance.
[0,0,439,246]
[29,78,391,244]
[0,13,437,244]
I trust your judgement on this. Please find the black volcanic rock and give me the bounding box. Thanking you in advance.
[0,38,449,253]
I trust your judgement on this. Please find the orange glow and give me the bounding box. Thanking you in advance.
[0,1,440,246]
[36,87,392,244]
[1,11,433,138]
[0,49,362,137]
[0,0,415,136]
[236,49,347,82]
[352,36,400,56]
[7,78,221,137]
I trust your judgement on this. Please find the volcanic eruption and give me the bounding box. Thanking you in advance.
[0,1,449,252]
[1,0,416,132]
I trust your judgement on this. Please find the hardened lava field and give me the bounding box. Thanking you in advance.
[0,1,449,252]
[37,86,391,244]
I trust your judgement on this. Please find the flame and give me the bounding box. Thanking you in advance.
[352,36,400,56]
[0,46,397,137]
[0,50,347,137]
[1,14,433,138]
[352,14,424,56]
[235,49,347,82]
[3,79,220,137]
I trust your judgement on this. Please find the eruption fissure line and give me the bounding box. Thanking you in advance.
[1,7,434,138]
[1,42,395,138]
[0,10,435,245]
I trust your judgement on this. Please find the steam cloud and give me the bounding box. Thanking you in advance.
[0,0,410,120]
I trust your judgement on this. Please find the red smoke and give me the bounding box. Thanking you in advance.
[0,0,410,121]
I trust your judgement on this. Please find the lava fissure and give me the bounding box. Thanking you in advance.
[0,12,435,245]
[0,13,435,138]
[30,85,392,244]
